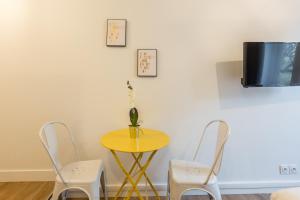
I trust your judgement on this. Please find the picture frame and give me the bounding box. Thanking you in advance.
[137,49,157,77]
[106,19,127,47]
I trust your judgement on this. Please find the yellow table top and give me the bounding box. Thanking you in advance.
[101,128,170,153]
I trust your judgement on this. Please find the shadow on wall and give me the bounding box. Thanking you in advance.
[215,61,300,109]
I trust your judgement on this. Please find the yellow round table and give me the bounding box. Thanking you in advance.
[101,128,170,200]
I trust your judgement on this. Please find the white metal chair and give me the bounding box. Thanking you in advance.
[39,121,108,200]
[168,120,231,200]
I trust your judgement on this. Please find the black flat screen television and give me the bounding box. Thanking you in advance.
[242,42,300,87]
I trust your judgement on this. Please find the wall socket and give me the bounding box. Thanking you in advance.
[290,164,297,175]
[279,164,297,175]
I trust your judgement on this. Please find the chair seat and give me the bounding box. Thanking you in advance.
[56,160,103,183]
[170,160,217,185]
[271,187,300,200]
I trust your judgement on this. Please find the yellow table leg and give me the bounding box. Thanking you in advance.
[114,153,143,200]
[131,153,160,200]
[111,150,144,200]
[125,150,158,200]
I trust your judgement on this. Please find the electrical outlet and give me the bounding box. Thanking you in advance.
[279,165,289,175]
[290,165,297,175]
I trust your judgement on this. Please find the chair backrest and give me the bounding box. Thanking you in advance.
[192,120,231,184]
[39,121,80,184]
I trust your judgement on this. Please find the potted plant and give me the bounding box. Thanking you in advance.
[127,81,142,138]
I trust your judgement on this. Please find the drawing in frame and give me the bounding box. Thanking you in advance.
[137,49,157,77]
[106,19,127,47]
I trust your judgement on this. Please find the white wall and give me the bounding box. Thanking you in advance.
[1,0,300,193]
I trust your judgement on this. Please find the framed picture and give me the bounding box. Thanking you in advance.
[137,49,157,77]
[106,19,127,47]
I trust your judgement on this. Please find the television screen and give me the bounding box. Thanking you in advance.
[242,42,300,87]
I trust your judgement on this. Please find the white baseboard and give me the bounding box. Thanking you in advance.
[1,169,300,196]
[0,169,55,182]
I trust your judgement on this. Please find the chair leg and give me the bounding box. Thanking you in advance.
[89,192,98,200]
[206,183,222,200]
[167,171,170,200]
[52,182,64,200]
[93,180,101,200]
[169,179,189,200]
[100,171,108,200]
